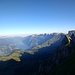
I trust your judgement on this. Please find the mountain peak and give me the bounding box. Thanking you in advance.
[68,30,75,36]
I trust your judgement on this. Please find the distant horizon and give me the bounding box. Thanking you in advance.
[0,30,75,36]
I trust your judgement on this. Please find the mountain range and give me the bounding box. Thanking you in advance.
[0,30,75,75]
[0,33,64,56]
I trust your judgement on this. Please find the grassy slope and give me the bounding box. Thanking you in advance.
[0,50,24,62]
[0,49,35,62]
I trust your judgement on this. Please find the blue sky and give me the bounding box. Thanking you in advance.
[0,0,75,35]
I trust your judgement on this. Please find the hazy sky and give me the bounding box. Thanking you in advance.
[0,0,75,35]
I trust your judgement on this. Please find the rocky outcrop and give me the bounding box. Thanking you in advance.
[37,34,75,75]
[68,30,75,36]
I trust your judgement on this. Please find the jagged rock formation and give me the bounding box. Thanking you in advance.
[32,33,65,50]
[23,33,55,48]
